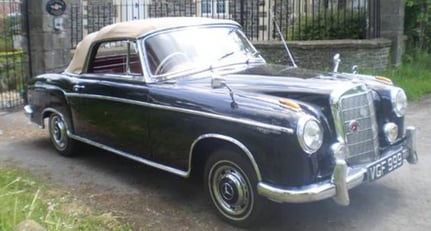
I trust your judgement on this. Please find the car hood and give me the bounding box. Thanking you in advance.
[226,65,345,97]
[177,64,387,104]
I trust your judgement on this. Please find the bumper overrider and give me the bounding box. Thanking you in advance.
[257,127,418,206]
[24,105,33,119]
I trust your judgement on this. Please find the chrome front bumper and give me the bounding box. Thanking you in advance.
[257,127,418,206]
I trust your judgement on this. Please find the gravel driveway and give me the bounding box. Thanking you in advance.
[0,96,430,230]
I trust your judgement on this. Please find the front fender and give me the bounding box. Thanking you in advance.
[26,76,74,132]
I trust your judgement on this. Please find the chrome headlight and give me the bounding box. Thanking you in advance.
[297,116,323,154]
[391,88,407,117]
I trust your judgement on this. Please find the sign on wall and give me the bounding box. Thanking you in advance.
[46,0,67,16]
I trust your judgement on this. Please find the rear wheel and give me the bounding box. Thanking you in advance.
[48,113,78,157]
[204,150,269,227]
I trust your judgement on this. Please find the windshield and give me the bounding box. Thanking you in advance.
[142,26,264,77]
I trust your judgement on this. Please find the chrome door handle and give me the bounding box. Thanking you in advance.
[73,85,85,91]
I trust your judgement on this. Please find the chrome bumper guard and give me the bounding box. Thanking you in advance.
[24,105,34,119]
[257,127,418,206]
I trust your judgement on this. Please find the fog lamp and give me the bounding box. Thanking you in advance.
[384,122,399,144]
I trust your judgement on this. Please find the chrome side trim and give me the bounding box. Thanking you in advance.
[42,107,193,177]
[65,93,294,134]
[33,83,294,135]
[188,133,262,181]
[69,134,189,177]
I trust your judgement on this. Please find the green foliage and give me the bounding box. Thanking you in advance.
[384,51,431,100]
[0,52,24,91]
[0,39,14,52]
[0,13,21,52]
[292,9,367,40]
[0,168,132,231]
[0,14,24,92]
[0,13,21,36]
[405,0,431,52]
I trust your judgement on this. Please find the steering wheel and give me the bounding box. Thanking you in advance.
[154,52,189,75]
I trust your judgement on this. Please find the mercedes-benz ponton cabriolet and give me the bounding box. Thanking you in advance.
[24,17,418,227]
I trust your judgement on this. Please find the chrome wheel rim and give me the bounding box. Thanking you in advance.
[50,115,68,151]
[209,160,253,220]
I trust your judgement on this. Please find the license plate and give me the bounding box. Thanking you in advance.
[367,151,404,182]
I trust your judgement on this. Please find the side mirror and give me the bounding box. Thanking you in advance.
[211,77,227,89]
[333,53,341,73]
[211,75,238,109]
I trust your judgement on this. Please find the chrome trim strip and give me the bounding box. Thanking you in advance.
[69,134,189,177]
[34,82,294,135]
[41,107,192,177]
[188,133,262,181]
[65,93,294,134]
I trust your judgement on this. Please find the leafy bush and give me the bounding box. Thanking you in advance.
[292,9,367,40]
[384,51,431,100]
[405,0,431,52]
[0,13,21,52]
[0,51,24,91]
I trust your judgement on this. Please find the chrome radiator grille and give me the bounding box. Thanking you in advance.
[332,85,379,165]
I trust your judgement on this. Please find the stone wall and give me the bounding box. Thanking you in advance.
[380,0,405,66]
[27,0,72,76]
[254,39,392,72]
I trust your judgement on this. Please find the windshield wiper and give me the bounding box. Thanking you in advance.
[210,50,263,70]
[217,51,236,61]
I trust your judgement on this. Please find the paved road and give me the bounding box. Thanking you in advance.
[0,97,430,230]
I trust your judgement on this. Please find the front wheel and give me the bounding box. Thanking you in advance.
[204,150,269,227]
[48,113,78,157]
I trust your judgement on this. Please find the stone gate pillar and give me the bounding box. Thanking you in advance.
[380,0,406,66]
[27,0,72,76]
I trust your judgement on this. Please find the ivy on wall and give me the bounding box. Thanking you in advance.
[292,9,367,40]
[405,0,431,52]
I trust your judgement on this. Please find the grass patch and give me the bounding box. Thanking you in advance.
[0,168,132,231]
[383,52,431,101]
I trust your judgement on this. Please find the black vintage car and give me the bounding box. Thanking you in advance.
[25,17,418,227]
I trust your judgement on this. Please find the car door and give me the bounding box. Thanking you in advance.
[68,39,152,158]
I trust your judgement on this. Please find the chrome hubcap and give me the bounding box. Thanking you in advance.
[210,161,252,218]
[50,115,67,150]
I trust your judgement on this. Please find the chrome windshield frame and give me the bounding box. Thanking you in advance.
[138,24,263,83]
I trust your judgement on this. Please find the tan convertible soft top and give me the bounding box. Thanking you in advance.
[66,17,239,74]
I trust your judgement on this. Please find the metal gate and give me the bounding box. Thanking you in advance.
[0,0,29,111]
[70,0,381,49]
